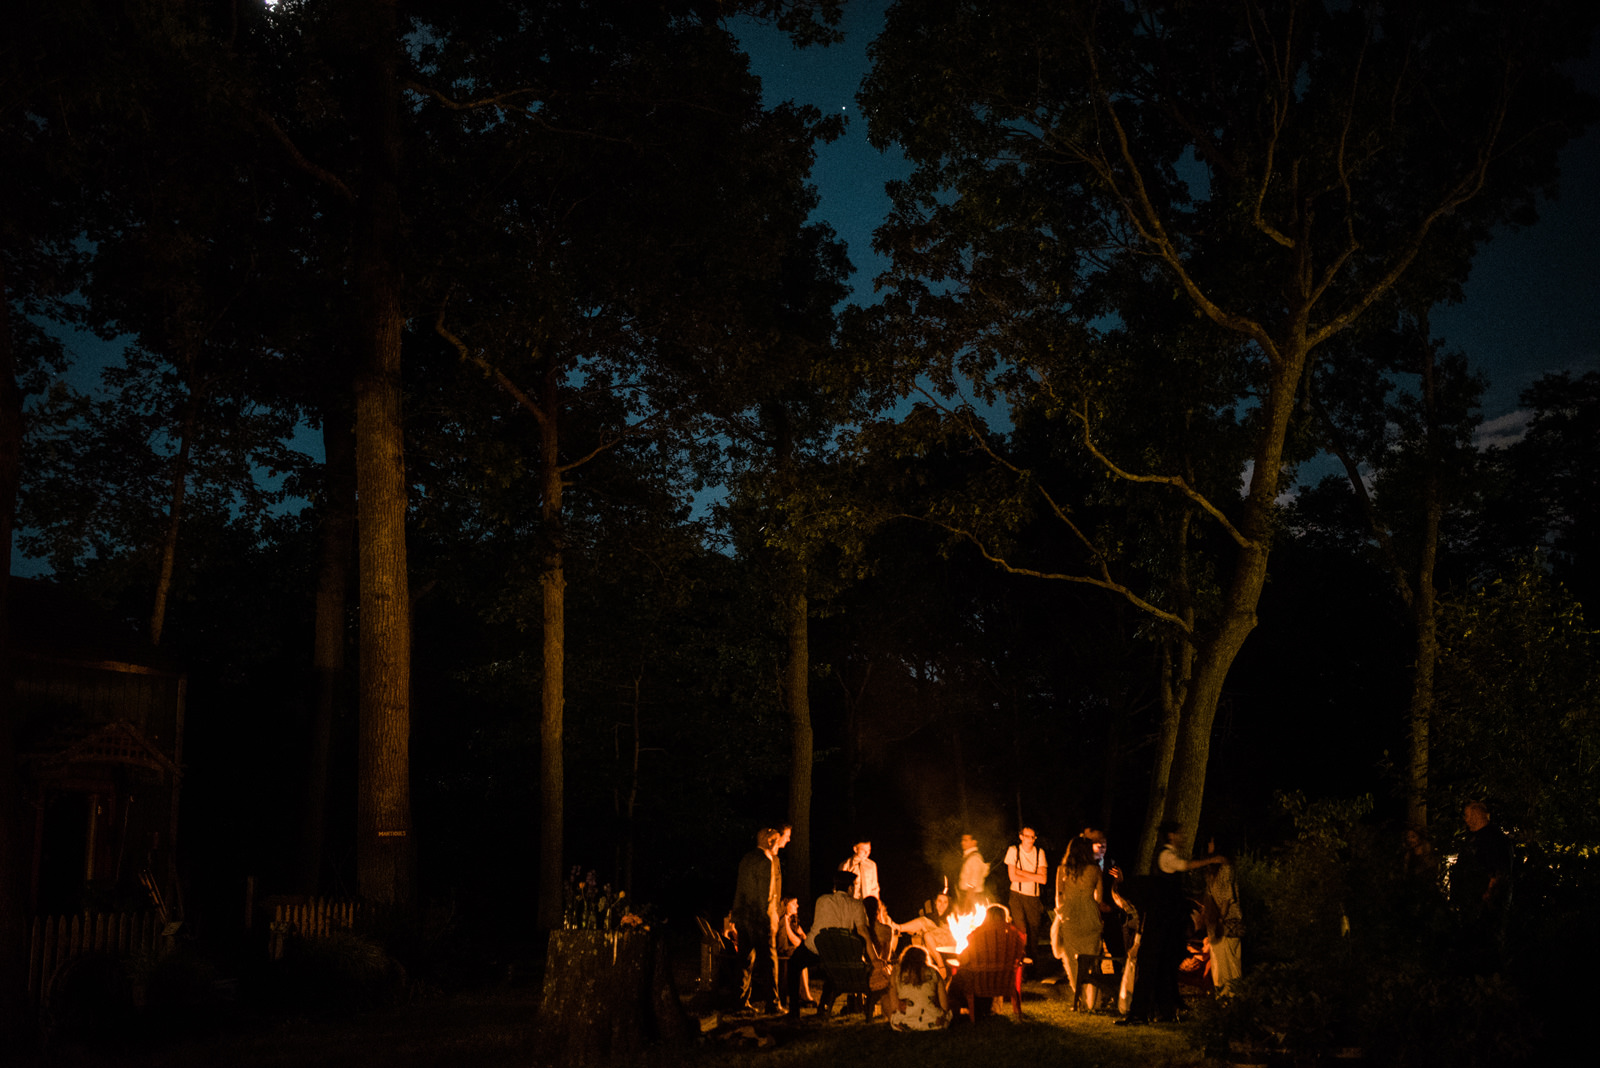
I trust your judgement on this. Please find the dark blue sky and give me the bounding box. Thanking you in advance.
[738,0,1600,438]
[15,5,1595,576]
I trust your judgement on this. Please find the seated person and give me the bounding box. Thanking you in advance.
[777,896,813,1004]
[947,905,1025,1016]
[885,946,950,1031]
[900,889,957,953]
[862,896,900,961]
[785,870,891,1019]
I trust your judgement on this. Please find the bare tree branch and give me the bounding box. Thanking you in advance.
[256,108,355,203]
[1068,401,1255,550]
[914,516,1193,634]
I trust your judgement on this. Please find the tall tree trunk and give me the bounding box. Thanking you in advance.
[149,386,199,648]
[353,0,412,906]
[1136,510,1195,873]
[783,574,812,907]
[1137,636,1189,874]
[1408,558,1437,830]
[615,675,642,898]
[1161,352,1306,839]
[537,360,565,932]
[1407,328,1443,831]
[0,244,34,1048]
[300,403,355,893]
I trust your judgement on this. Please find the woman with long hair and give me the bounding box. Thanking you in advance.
[1052,835,1105,1009]
[1203,834,1244,994]
[885,946,950,1031]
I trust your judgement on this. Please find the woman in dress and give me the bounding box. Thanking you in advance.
[1052,835,1106,1009]
[1203,835,1244,995]
[863,896,906,962]
[885,946,950,1031]
[777,896,813,1004]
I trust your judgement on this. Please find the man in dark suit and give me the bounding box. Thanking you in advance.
[730,827,781,1013]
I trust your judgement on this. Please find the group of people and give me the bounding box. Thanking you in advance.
[778,867,1032,1030]
[990,822,1241,1023]
[727,821,1244,1027]
[1401,800,1515,973]
[729,802,1514,1027]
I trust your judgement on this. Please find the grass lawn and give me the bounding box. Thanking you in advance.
[696,986,1205,1068]
[21,977,1208,1068]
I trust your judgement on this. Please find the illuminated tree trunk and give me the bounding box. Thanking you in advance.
[1409,553,1437,830]
[538,359,566,932]
[538,930,689,1065]
[1135,511,1195,873]
[1406,327,1444,832]
[353,0,412,906]
[783,574,812,905]
[1136,633,1190,874]
[300,403,355,893]
[1161,352,1306,840]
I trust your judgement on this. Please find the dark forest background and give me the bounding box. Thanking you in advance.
[2,0,1598,1056]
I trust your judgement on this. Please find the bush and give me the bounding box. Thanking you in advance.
[1194,792,1537,1066]
[1196,959,1536,1067]
[261,930,408,1016]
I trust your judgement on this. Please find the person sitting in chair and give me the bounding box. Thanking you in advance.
[947,904,1025,1019]
[786,870,889,1020]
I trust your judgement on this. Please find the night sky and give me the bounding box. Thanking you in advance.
[14,3,1598,575]
[738,0,1600,440]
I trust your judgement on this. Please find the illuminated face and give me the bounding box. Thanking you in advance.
[855,841,871,858]
[935,893,949,912]
[961,834,977,852]
[778,827,792,848]
[785,899,798,916]
[1019,828,1036,847]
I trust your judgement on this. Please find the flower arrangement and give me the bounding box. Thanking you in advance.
[561,867,652,932]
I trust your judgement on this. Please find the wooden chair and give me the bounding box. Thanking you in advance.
[1072,952,1126,1012]
[695,915,738,992]
[949,924,1025,1019]
[813,928,876,1019]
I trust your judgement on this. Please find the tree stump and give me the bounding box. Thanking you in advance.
[537,930,689,1066]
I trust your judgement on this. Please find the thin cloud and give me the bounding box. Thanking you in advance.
[1475,409,1531,450]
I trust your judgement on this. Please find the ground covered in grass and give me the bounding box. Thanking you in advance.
[695,989,1203,1068]
[21,980,1207,1068]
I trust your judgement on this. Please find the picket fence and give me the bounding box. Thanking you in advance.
[26,910,168,1010]
[268,896,360,959]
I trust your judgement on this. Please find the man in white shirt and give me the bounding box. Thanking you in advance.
[957,833,987,912]
[839,839,880,900]
[1005,827,1047,967]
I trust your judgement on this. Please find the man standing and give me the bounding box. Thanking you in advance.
[840,839,880,900]
[730,827,782,1014]
[1453,801,1512,972]
[1004,828,1047,967]
[957,833,987,913]
[1082,827,1126,956]
[1120,821,1219,1025]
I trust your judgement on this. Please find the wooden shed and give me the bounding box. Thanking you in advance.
[6,579,186,918]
